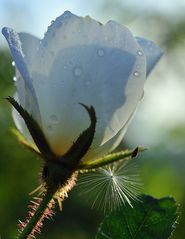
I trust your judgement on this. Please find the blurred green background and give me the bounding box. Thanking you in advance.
[0,0,185,238]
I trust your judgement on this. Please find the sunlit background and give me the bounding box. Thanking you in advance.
[0,0,185,238]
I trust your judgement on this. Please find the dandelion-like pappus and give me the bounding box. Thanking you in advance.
[78,159,141,212]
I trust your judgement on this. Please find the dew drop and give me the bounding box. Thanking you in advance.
[73,67,82,77]
[147,42,154,51]
[137,50,143,56]
[13,76,17,82]
[63,11,71,18]
[50,114,59,124]
[12,61,15,67]
[51,20,55,24]
[133,71,140,77]
[55,20,62,28]
[97,49,105,57]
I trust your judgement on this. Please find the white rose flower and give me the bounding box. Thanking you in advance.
[2,11,162,163]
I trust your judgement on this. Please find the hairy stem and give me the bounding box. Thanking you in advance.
[17,172,78,239]
[18,189,56,239]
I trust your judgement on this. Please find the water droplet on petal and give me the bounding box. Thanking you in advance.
[13,76,17,82]
[73,67,82,77]
[51,20,55,24]
[137,50,143,56]
[12,61,15,67]
[97,49,105,57]
[56,21,62,28]
[63,11,72,18]
[133,71,140,77]
[50,114,59,124]
[147,42,154,51]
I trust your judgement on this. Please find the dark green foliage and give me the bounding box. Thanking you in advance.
[96,195,178,239]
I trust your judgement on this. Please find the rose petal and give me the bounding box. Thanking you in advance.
[31,11,146,156]
[136,37,163,76]
[83,106,137,162]
[18,32,40,66]
[2,28,33,91]
[12,93,33,143]
[2,28,41,123]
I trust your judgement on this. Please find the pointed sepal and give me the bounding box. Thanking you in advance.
[59,104,96,168]
[7,96,56,160]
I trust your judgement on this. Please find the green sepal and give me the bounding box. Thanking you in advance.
[11,128,42,158]
[77,147,145,169]
[59,104,96,168]
[7,96,56,160]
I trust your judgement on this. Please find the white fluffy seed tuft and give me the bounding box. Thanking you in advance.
[78,160,142,212]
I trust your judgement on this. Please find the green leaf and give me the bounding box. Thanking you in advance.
[96,195,178,239]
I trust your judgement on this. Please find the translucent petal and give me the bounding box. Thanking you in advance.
[18,32,40,66]
[83,106,137,162]
[31,11,146,156]
[2,28,33,91]
[136,37,163,76]
[12,93,33,143]
[2,28,41,123]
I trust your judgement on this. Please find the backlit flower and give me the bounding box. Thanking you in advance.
[2,11,162,162]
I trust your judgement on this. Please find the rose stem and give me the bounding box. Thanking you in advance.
[18,189,56,239]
